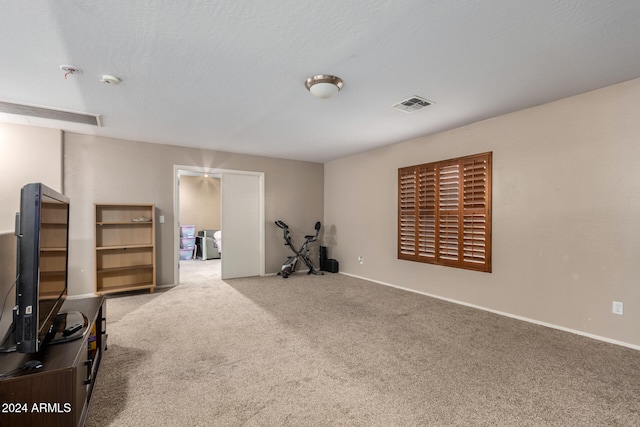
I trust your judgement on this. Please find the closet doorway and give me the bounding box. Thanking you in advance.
[173,165,264,283]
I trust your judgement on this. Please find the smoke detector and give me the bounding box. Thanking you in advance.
[60,65,82,79]
[100,75,121,84]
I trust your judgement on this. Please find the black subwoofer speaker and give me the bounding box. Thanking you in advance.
[325,258,339,273]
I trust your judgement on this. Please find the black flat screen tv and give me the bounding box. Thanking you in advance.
[15,183,70,353]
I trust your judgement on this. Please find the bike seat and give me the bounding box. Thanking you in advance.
[304,235,315,240]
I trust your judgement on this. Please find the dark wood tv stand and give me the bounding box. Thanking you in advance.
[0,296,106,427]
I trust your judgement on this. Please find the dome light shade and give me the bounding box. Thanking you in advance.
[305,75,344,99]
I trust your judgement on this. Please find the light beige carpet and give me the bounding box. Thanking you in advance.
[86,260,640,426]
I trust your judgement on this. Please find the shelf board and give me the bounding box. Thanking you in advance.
[40,291,64,299]
[96,244,153,250]
[97,221,153,226]
[97,264,153,274]
[40,270,65,276]
[95,283,155,295]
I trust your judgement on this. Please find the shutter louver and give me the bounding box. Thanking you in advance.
[463,158,487,209]
[439,214,459,261]
[398,167,417,257]
[438,163,460,263]
[462,156,491,270]
[463,214,486,264]
[418,165,436,259]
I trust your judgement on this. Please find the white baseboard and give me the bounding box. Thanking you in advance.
[340,272,640,351]
[263,272,279,277]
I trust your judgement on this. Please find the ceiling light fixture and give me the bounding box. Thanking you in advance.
[305,74,344,99]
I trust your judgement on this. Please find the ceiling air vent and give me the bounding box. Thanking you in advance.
[391,96,433,113]
[0,101,101,126]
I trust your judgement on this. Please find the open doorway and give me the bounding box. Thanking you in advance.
[177,172,222,279]
[173,165,265,284]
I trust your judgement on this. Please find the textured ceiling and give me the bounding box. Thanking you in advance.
[2,1,640,163]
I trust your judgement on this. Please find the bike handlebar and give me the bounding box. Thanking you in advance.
[275,220,321,243]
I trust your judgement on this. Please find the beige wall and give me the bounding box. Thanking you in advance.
[324,78,640,347]
[178,176,221,231]
[0,123,63,232]
[0,123,63,340]
[63,133,324,295]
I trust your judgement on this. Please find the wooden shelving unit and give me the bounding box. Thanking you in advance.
[95,204,156,295]
[40,202,69,299]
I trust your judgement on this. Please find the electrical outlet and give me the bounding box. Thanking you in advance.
[358,256,364,264]
[612,301,624,315]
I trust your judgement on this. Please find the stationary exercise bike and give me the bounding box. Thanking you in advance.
[275,220,324,278]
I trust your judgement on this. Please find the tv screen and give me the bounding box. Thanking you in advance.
[15,183,70,353]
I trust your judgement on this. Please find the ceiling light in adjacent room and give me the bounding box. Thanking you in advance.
[305,75,344,99]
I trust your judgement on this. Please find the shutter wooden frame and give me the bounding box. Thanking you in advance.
[398,152,492,272]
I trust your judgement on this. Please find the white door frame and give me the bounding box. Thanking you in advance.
[173,165,265,284]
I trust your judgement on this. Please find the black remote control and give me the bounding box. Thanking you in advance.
[63,324,83,337]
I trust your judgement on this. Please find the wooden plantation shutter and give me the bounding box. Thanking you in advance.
[462,155,491,268]
[418,164,436,260]
[398,152,492,272]
[438,161,460,265]
[398,168,417,256]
